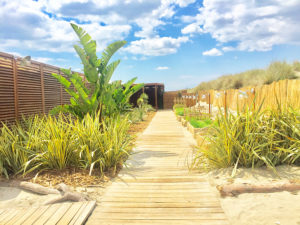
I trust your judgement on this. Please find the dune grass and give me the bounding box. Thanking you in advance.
[190,61,299,93]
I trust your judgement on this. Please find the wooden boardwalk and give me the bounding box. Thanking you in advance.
[0,201,96,225]
[87,110,229,225]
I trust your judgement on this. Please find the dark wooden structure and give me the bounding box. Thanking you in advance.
[130,83,164,110]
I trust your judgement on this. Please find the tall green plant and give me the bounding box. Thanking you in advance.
[193,102,300,172]
[51,23,143,119]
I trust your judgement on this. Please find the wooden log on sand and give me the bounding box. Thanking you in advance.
[11,181,88,204]
[217,182,300,197]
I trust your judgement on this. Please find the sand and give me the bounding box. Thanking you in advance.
[208,165,300,225]
[0,185,58,209]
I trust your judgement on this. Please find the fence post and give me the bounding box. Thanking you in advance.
[59,70,63,105]
[252,88,256,111]
[208,93,211,117]
[154,84,158,110]
[224,91,227,117]
[40,64,45,114]
[12,58,18,119]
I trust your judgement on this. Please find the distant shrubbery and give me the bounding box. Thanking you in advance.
[190,61,300,93]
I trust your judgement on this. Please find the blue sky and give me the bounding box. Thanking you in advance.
[1,0,300,91]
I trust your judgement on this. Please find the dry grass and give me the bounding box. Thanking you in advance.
[190,60,299,93]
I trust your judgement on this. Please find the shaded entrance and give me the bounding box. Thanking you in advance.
[130,83,164,109]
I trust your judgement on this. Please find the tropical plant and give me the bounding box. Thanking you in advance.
[51,23,143,119]
[110,78,144,115]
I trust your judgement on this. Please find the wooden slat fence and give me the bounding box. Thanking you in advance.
[173,79,300,115]
[0,51,75,124]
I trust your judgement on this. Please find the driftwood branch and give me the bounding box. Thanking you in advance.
[16,181,60,195]
[10,181,88,204]
[217,182,300,197]
[44,182,88,205]
[44,192,88,205]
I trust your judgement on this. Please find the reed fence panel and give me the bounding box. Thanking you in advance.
[174,79,300,115]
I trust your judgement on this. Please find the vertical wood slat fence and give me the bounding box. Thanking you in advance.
[0,52,72,124]
[173,79,300,115]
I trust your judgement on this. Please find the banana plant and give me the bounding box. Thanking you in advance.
[51,23,143,119]
[111,78,144,114]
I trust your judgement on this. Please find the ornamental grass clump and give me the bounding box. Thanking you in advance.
[0,114,133,178]
[74,114,132,176]
[193,102,300,171]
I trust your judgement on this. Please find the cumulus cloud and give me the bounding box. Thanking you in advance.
[181,0,300,51]
[156,66,169,70]
[202,48,222,56]
[182,23,203,34]
[124,36,189,56]
[0,0,196,57]
[32,57,53,64]
[0,1,131,53]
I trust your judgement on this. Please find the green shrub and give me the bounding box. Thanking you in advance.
[293,61,300,72]
[193,104,300,171]
[264,61,297,84]
[175,107,184,116]
[189,118,212,128]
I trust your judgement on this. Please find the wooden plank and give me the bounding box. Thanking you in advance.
[14,206,47,225]
[44,202,72,225]
[6,207,37,225]
[73,201,96,225]
[0,209,20,224]
[91,212,227,220]
[87,219,229,225]
[100,196,219,203]
[12,57,18,118]
[95,202,222,208]
[57,202,84,225]
[95,207,224,214]
[32,204,62,225]
[0,209,7,217]
[40,64,45,114]
[68,202,89,225]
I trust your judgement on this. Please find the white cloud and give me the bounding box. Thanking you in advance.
[32,57,53,64]
[181,0,300,52]
[202,48,222,56]
[222,46,235,52]
[0,0,196,57]
[0,1,132,54]
[182,23,203,34]
[124,36,189,56]
[156,66,169,70]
